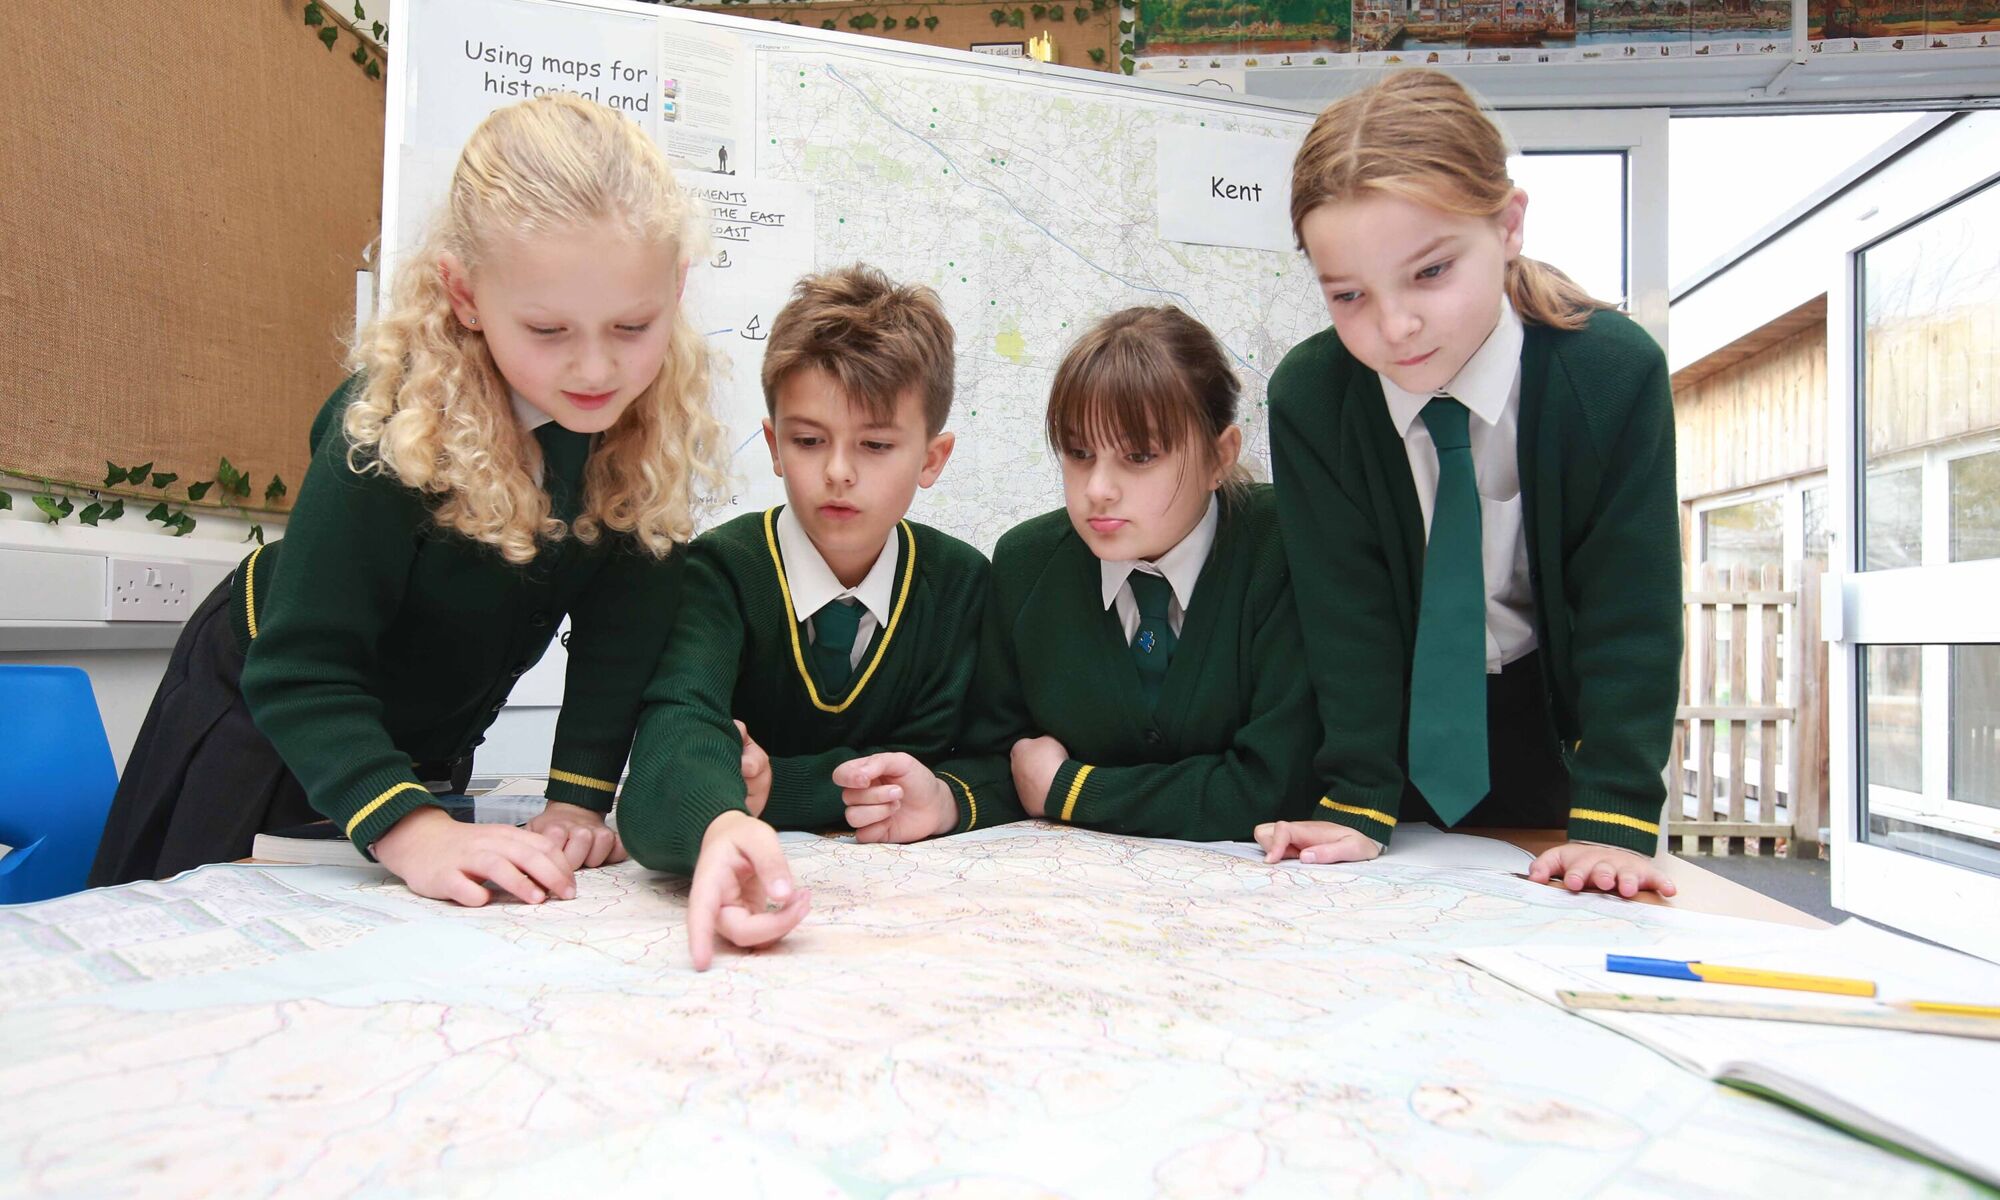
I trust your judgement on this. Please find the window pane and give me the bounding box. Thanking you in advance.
[1700,498,1782,577]
[1864,467,1920,570]
[1861,643,2000,880]
[1509,152,1626,310]
[1860,179,2000,571]
[1953,644,2000,809]
[1802,484,1831,569]
[1863,644,1922,793]
[1949,449,2000,564]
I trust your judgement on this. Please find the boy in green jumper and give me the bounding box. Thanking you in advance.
[618,265,988,969]
[835,306,1320,844]
[1261,71,1681,897]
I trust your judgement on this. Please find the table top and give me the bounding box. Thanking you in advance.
[1482,829,1828,929]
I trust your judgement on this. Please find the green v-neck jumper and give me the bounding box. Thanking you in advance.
[618,507,990,873]
[931,484,1321,841]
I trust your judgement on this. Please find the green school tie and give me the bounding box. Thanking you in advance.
[1128,571,1176,709]
[536,422,591,524]
[1408,397,1489,825]
[810,598,862,694]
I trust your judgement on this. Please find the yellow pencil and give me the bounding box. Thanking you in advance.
[1893,999,2000,1019]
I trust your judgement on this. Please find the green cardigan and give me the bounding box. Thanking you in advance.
[1267,308,1682,855]
[618,507,989,873]
[236,377,686,853]
[932,484,1321,841]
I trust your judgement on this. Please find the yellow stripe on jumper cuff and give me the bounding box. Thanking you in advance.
[1569,808,1660,836]
[1318,797,1398,827]
[344,782,430,838]
[242,544,268,640]
[938,770,976,830]
[1058,765,1093,823]
[548,768,617,793]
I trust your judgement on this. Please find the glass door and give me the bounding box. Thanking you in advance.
[1828,148,2000,961]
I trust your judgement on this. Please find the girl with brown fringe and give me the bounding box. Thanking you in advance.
[91,94,729,906]
[1262,70,1684,898]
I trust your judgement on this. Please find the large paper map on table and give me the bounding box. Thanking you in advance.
[0,825,1974,1196]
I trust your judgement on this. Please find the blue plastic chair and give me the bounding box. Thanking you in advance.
[0,665,119,904]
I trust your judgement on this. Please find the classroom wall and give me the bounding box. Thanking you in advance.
[683,0,1125,68]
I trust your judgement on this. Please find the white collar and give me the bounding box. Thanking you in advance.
[1099,493,1219,614]
[1381,296,1523,437]
[510,389,556,433]
[776,504,899,627]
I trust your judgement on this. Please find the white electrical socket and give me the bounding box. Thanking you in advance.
[107,558,193,622]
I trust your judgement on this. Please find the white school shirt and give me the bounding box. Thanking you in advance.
[776,504,897,670]
[1098,494,1219,643]
[1378,297,1538,675]
[510,391,555,484]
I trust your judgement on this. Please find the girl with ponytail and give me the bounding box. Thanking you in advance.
[1261,70,1683,898]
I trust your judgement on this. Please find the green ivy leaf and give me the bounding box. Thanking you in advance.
[304,1,324,26]
[217,457,251,497]
[1120,55,1134,72]
[353,1,366,18]
[172,513,198,537]
[129,461,153,481]
[187,480,213,502]
[146,501,172,524]
[33,495,73,523]
[247,524,266,545]
[0,491,12,511]
[103,498,125,521]
[352,42,370,66]
[372,20,385,38]
[78,502,104,526]
[319,26,339,50]
[265,475,288,503]
[104,461,129,486]
[150,471,178,488]
[364,58,382,80]
[925,14,940,28]
[1119,19,1133,31]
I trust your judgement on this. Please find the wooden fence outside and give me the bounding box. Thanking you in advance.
[1668,561,1829,857]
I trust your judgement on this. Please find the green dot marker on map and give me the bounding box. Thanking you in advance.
[960,277,967,283]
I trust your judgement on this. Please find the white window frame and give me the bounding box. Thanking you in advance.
[1827,150,2000,963]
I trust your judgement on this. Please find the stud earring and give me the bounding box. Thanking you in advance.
[466,315,479,328]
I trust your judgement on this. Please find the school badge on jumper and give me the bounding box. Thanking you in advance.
[1137,630,1157,653]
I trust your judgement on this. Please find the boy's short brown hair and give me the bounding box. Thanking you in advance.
[760,265,957,435]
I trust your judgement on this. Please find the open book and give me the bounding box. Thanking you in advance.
[1463,920,2000,1187]
[250,778,551,867]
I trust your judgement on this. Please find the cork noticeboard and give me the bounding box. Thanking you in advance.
[0,2,385,514]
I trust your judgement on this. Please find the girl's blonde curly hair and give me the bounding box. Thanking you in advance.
[345,94,728,565]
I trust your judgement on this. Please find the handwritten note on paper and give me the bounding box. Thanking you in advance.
[679,175,817,518]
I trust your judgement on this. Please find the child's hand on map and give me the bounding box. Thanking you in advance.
[525,801,626,870]
[1009,736,1069,817]
[832,752,959,842]
[1527,842,1678,899]
[687,811,810,971]
[373,806,576,906]
[1253,819,1383,865]
[737,720,772,818]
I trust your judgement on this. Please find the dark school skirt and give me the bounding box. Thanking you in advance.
[87,573,472,886]
[1399,648,1570,832]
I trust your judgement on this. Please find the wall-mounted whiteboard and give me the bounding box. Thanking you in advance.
[387,0,1328,550]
